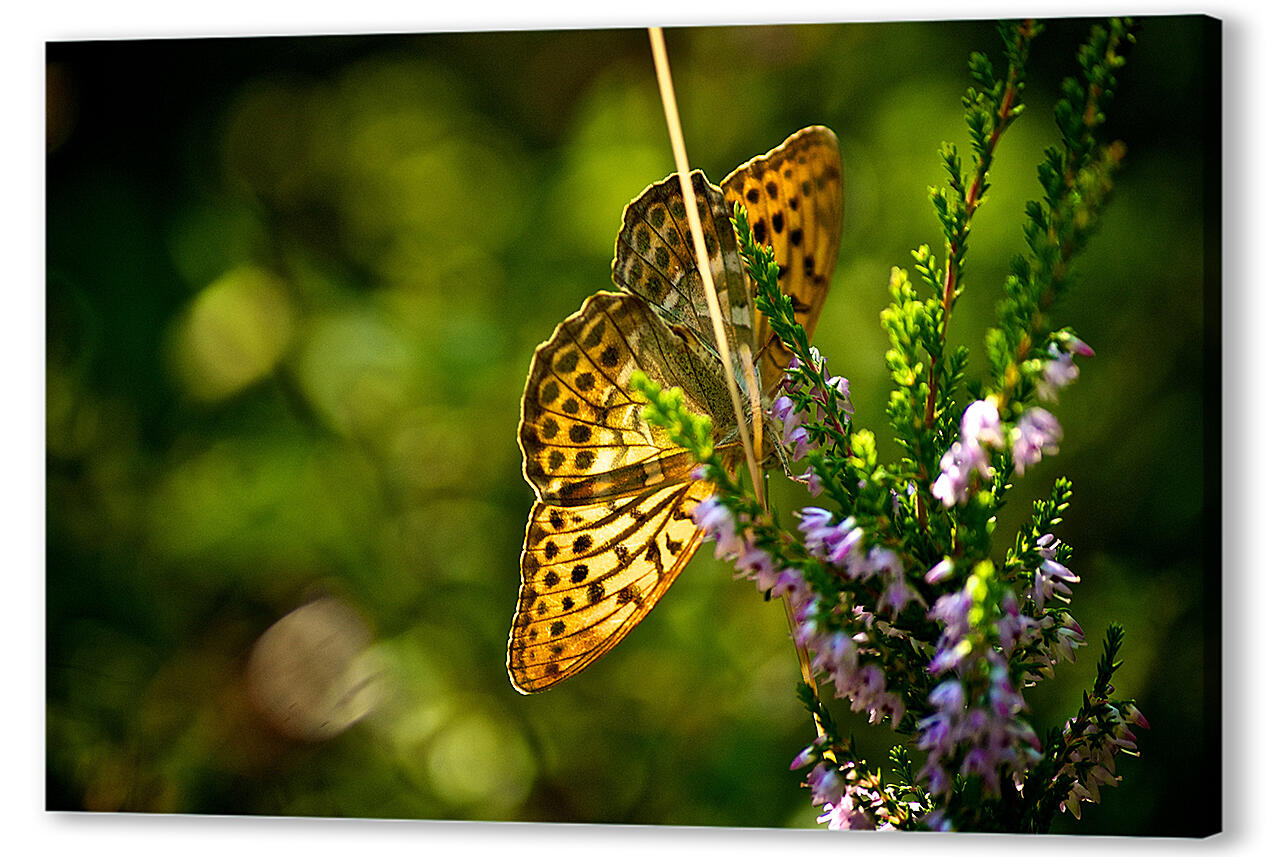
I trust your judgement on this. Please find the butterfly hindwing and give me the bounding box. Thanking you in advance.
[507,479,714,693]
[720,126,844,392]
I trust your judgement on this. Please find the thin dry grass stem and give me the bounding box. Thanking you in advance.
[648,26,823,739]
[738,341,765,469]
[647,27,763,502]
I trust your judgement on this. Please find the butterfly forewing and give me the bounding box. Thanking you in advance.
[612,171,755,381]
[507,480,713,693]
[520,291,736,506]
[721,126,844,392]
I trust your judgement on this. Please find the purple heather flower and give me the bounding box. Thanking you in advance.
[1011,407,1062,475]
[1056,695,1144,819]
[790,743,819,771]
[783,355,802,386]
[691,497,739,553]
[1045,614,1086,665]
[797,506,834,550]
[772,393,800,434]
[1061,781,1092,819]
[868,546,920,617]
[996,591,1037,652]
[772,389,816,463]
[826,374,855,417]
[752,564,784,596]
[930,454,965,507]
[807,630,906,729]
[816,794,854,829]
[870,693,906,730]
[917,711,952,753]
[878,577,921,618]
[848,807,877,831]
[691,496,791,599]
[814,632,858,684]
[1090,764,1120,789]
[932,399,1013,506]
[856,686,906,730]
[931,438,991,507]
[772,567,811,610]
[923,811,953,832]
[786,425,814,461]
[929,589,972,644]
[988,660,1023,719]
[817,794,875,831]
[733,545,783,596]
[817,517,857,559]
[843,663,885,708]
[929,679,965,714]
[733,544,770,575]
[790,506,914,724]
[1038,343,1077,401]
[792,620,821,654]
[1121,702,1150,731]
[925,557,955,584]
[1035,533,1062,559]
[918,657,1042,799]
[1065,334,1095,358]
[795,508,914,611]
[916,722,953,798]
[962,397,1005,448]
[1032,557,1080,609]
[867,545,902,577]
[1037,337,1094,402]
[961,747,1001,794]
[928,639,970,675]
[1110,724,1140,753]
[787,349,821,377]
[807,763,845,807]
[888,482,916,517]
[919,588,1047,800]
[799,508,850,565]
[827,524,866,568]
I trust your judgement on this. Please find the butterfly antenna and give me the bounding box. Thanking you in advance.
[649,27,824,742]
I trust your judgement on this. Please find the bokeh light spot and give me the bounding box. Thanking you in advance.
[427,710,535,814]
[245,597,386,742]
[173,266,295,401]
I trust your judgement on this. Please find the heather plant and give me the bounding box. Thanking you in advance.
[633,18,1145,832]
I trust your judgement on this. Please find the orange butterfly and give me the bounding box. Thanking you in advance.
[508,127,844,692]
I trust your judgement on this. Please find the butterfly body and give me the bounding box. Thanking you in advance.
[509,127,843,693]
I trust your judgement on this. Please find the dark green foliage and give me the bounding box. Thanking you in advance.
[987,19,1138,411]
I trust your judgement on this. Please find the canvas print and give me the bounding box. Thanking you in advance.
[46,15,1219,835]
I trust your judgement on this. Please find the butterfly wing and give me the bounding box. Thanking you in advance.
[611,170,756,384]
[508,480,712,693]
[518,291,735,506]
[511,292,733,692]
[720,126,844,392]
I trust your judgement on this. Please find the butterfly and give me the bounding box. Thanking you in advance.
[508,126,844,693]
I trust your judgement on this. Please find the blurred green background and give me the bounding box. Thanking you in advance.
[45,16,1215,835]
